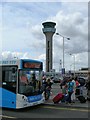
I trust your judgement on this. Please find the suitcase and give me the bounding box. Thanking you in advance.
[53,93,64,103]
[77,96,86,103]
[61,94,69,102]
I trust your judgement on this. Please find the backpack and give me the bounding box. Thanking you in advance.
[68,81,74,93]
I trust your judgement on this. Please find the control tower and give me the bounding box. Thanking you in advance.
[42,22,56,72]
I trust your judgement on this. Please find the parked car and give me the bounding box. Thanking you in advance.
[53,77,61,83]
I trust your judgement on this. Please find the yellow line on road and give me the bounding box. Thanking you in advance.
[0,115,16,119]
[41,106,90,112]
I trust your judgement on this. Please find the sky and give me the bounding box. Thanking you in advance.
[0,0,89,72]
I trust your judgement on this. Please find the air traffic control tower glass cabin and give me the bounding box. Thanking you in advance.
[42,22,56,72]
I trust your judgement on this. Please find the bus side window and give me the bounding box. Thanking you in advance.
[2,67,17,93]
[2,71,5,82]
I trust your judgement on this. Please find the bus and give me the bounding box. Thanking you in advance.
[0,59,45,109]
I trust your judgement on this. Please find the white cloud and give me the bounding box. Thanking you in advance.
[51,11,88,54]
[1,51,32,59]
[38,54,46,61]
[1,2,88,71]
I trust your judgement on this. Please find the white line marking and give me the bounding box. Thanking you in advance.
[41,106,90,112]
[0,115,16,119]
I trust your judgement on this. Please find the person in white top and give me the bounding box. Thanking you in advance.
[71,77,76,103]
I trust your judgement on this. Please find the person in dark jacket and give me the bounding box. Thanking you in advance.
[44,78,53,100]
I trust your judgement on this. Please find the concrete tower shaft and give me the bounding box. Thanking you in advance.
[42,22,56,72]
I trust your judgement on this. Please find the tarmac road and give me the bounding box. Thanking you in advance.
[1,104,89,119]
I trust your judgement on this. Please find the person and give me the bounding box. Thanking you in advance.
[44,77,53,100]
[61,82,67,94]
[42,76,46,84]
[42,76,47,91]
[66,78,74,104]
[71,77,76,103]
[74,77,81,97]
[20,73,29,85]
[75,77,80,87]
[60,77,67,94]
[37,80,42,93]
[30,72,37,91]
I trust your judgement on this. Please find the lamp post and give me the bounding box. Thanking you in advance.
[56,33,70,74]
[70,54,76,78]
[70,64,72,71]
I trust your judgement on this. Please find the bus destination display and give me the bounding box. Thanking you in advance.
[23,62,42,69]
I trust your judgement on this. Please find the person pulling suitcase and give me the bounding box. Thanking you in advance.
[66,78,74,104]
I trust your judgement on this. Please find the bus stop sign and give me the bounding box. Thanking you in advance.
[62,68,65,74]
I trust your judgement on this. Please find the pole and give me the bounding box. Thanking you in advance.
[56,33,70,76]
[70,53,75,77]
[74,55,75,78]
[63,37,64,68]
[70,64,72,71]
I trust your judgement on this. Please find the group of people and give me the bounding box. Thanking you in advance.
[60,76,81,104]
[42,75,81,103]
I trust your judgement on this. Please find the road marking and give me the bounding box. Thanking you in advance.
[0,115,16,119]
[41,106,90,112]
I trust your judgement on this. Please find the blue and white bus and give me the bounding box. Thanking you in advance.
[0,59,45,109]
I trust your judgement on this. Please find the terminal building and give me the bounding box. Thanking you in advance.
[44,68,89,78]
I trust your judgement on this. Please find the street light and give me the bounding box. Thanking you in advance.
[70,54,76,77]
[56,33,70,72]
[70,64,73,71]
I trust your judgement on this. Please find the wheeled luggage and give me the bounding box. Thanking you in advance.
[61,94,69,102]
[53,93,64,103]
[77,96,86,103]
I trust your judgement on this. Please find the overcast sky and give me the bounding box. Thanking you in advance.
[0,0,89,72]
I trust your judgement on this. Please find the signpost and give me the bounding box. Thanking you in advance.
[62,68,65,75]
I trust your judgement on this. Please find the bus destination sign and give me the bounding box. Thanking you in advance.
[23,62,42,69]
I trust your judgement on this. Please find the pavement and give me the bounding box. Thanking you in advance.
[44,97,89,109]
[43,84,89,109]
